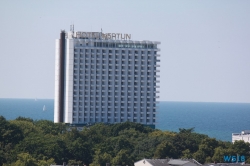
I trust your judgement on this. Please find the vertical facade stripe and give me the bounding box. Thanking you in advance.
[58,31,66,122]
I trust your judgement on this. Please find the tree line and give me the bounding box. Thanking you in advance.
[0,116,250,166]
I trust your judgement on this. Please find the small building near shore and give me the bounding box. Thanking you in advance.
[232,130,250,143]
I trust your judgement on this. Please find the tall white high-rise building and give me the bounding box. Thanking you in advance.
[54,27,160,128]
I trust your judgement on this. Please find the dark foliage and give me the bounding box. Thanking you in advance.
[0,116,249,166]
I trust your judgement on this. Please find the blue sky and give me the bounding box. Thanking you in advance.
[0,0,250,103]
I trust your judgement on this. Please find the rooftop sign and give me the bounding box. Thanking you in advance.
[74,32,131,40]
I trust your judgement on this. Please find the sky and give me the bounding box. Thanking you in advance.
[0,0,250,103]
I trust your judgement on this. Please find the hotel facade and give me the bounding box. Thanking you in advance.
[54,27,160,128]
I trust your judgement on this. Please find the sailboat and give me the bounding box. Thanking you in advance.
[43,105,46,111]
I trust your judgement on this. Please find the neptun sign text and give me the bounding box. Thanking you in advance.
[74,32,131,40]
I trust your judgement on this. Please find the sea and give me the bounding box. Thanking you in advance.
[0,98,250,142]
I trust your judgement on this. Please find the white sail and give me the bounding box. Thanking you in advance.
[43,105,46,111]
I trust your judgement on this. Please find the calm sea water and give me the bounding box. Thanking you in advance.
[0,98,250,141]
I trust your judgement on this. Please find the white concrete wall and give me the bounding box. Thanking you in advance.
[54,39,60,123]
[64,39,74,123]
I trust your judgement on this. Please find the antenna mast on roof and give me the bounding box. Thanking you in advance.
[70,24,74,33]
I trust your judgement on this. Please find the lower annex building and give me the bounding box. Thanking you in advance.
[54,26,160,128]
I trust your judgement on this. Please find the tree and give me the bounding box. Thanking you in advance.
[10,120,38,137]
[173,128,205,157]
[13,153,37,166]
[15,117,33,123]
[111,150,131,166]
[154,141,176,158]
[68,160,83,166]
[181,149,192,159]
[91,149,112,166]
[193,138,219,163]
[0,116,23,145]
[199,138,218,157]
[232,140,250,156]
[38,158,55,166]
[35,120,67,135]
[212,147,235,163]
[193,150,206,164]
[66,137,93,165]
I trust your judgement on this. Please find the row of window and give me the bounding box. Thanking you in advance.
[73,112,156,116]
[74,55,157,62]
[73,74,157,81]
[74,61,156,66]
[73,68,157,73]
[74,71,155,76]
[93,42,157,49]
[73,61,157,66]
[74,86,155,91]
[73,85,156,89]
[74,91,156,95]
[74,79,158,83]
[73,107,156,111]
[75,49,157,54]
[73,80,156,85]
[74,97,156,101]
[73,102,156,106]
[74,54,157,59]
[73,104,155,107]
[72,118,156,123]
[73,76,155,80]
[74,97,155,102]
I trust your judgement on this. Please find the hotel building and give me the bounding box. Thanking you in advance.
[54,27,160,128]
